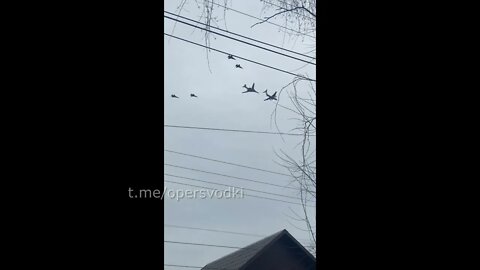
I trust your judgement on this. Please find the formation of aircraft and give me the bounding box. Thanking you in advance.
[171,55,278,102]
[170,93,198,98]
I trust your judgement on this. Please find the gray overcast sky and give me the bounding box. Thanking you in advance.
[164,0,316,267]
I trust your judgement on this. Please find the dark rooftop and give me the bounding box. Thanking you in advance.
[201,229,315,270]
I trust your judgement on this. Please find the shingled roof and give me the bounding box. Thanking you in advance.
[201,229,315,270]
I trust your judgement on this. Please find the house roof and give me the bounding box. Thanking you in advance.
[201,229,315,270]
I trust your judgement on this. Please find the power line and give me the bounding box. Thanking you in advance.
[164,179,315,207]
[165,224,266,237]
[165,240,245,249]
[163,32,315,82]
[164,223,312,243]
[164,163,298,191]
[164,14,314,65]
[164,149,292,177]
[164,10,314,60]
[164,153,316,195]
[164,124,314,136]
[164,173,313,202]
[165,240,314,250]
[164,11,315,62]
[204,0,316,39]
[164,179,299,206]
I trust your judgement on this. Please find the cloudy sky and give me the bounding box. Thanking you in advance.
[164,0,316,268]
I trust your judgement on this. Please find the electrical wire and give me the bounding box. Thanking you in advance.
[164,223,313,244]
[165,240,245,249]
[164,224,266,237]
[164,14,314,65]
[164,149,292,177]
[164,179,315,207]
[164,10,315,60]
[164,173,314,202]
[164,124,312,136]
[163,32,315,82]
[164,163,298,190]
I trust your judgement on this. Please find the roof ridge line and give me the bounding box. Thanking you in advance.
[238,229,289,270]
[202,230,286,269]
